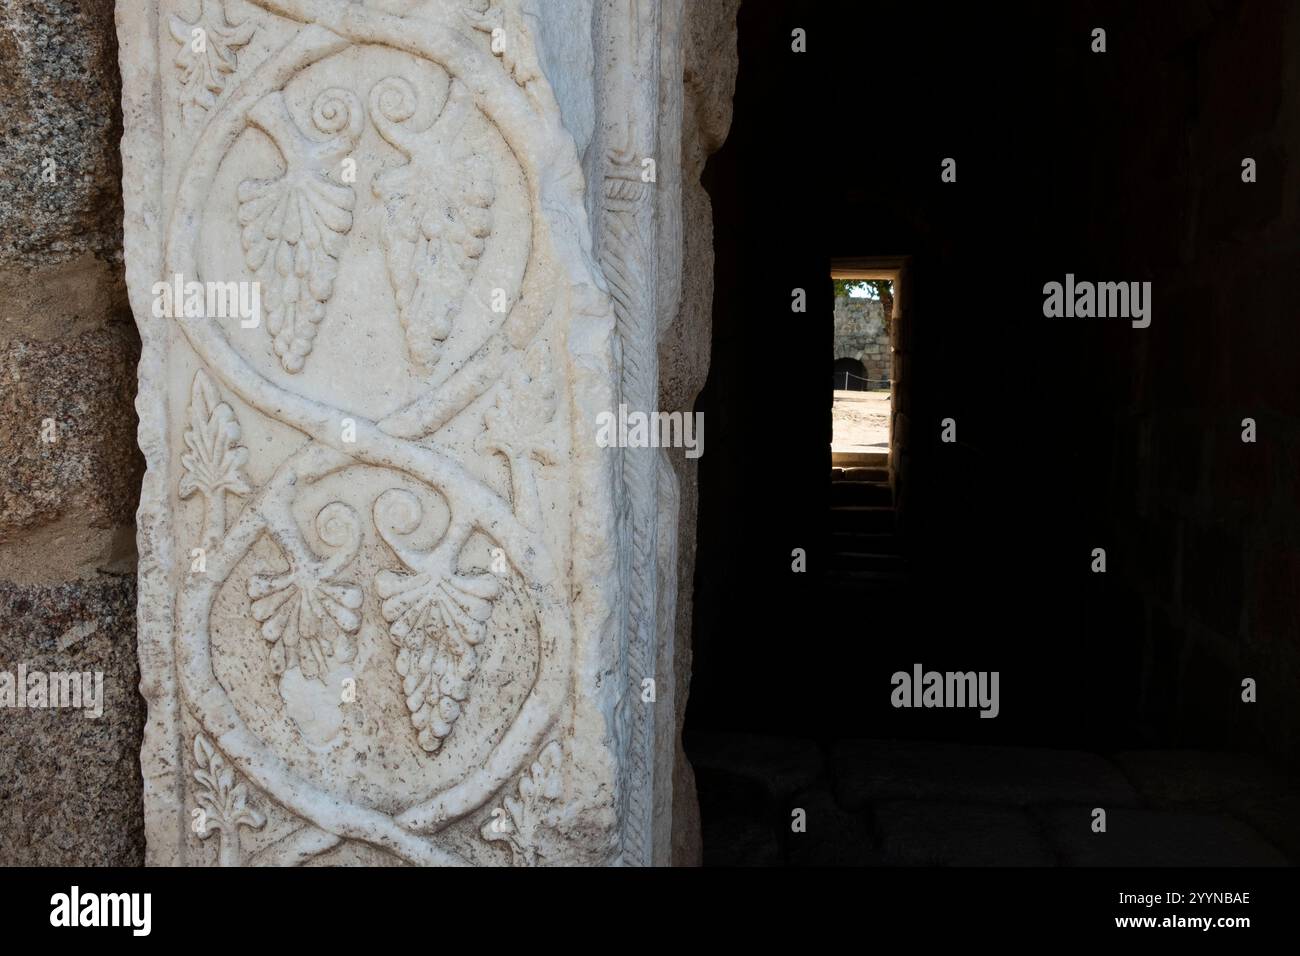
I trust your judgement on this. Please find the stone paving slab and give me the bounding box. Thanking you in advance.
[1036,807,1288,866]
[874,801,1056,866]
[833,739,1139,810]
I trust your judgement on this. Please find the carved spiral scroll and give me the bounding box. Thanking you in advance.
[371,74,417,125]
[163,7,616,865]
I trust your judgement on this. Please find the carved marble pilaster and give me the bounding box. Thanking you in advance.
[119,0,676,866]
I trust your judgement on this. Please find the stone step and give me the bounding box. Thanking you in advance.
[831,531,903,555]
[830,551,907,574]
[830,505,895,534]
[824,568,911,590]
[831,451,888,469]
[832,466,889,483]
[830,481,892,507]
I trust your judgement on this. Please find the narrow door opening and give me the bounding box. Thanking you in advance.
[830,258,906,500]
[828,258,909,593]
[832,276,893,459]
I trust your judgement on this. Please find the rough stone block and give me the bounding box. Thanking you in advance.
[0,573,144,865]
[0,0,124,265]
[0,328,142,547]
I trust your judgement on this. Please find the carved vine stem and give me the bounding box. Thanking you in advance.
[161,1,607,866]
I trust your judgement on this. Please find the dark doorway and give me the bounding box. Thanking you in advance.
[685,0,1300,869]
[831,356,867,392]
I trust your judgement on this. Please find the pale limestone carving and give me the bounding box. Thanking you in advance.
[123,0,686,866]
[239,88,363,372]
[179,370,251,545]
[373,487,503,753]
[480,739,570,865]
[372,76,496,370]
[192,733,266,866]
[247,501,364,679]
[467,0,543,89]
[598,0,665,868]
[475,344,559,531]
[170,0,256,124]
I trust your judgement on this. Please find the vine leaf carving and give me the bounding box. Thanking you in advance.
[193,733,265,866]
[169,0,256,125]
[180,370,251,500]
[466,0,542,89]
[481,740,568,866]
[248,569,362,680]
[372,488,502,753]
[248,503,364,681]
[238,88,364,373]
[478,348,558,462]
[371,76,495,370]
[180,370,251,543]
[374,561,501,753]
[475,346,558,529]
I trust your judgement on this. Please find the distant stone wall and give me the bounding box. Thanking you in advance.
[833,294,890,385]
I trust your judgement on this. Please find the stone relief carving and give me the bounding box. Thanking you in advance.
[480,740,571,866]
[373,488,502,753]
[371,76,496,370]
[467,0,543,89]
[124,0,660,866]
[170,0,257,125]
[475,344,559,530]
[247,502,363,680]
[597,0,665,868]
[604,139,657,866]
[179,370,252,544]
[192,733,266,866]
[238,88,363,373]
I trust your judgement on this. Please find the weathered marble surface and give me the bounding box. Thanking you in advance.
[119,0,687,865]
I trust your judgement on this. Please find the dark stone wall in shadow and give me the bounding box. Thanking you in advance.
[689,0,1300,764]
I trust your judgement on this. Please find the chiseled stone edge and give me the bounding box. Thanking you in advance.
[117,0,183,867]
